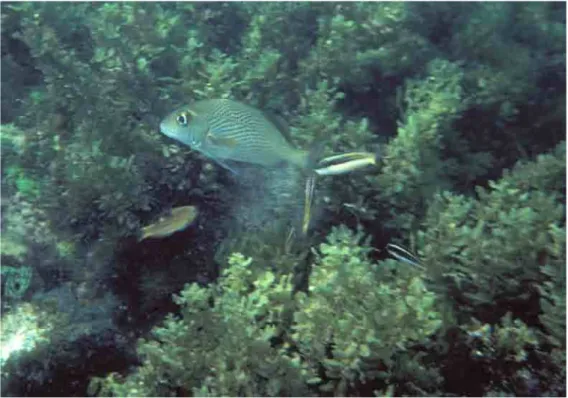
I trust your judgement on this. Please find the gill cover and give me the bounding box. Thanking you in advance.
[160,107,209,149]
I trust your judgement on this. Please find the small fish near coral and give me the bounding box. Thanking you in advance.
[314,151,377,176]
[386,243,424,269]
[138,205,198,241]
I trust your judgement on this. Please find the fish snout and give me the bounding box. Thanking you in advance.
[159,120,170,136]
[159,120,180,141]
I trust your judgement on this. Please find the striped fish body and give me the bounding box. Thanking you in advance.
[160,99,307,168]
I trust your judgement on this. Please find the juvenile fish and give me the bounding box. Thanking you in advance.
[386,243,425,269]
[315,157,376,176]
[314,152,377,176]
[139,205,198,241]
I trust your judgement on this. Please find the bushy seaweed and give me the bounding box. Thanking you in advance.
[91,227,444,397]
[0,2,565,396]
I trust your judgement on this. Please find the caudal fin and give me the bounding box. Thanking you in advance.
[305,141,326,170]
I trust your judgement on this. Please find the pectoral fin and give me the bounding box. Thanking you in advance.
[201,147,239,175]
[215,158,239,175]
[206,131,238,148]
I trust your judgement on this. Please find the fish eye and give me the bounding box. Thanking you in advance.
[177,113,188,126]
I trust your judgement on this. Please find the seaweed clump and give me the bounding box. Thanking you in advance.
[0,2,565,396]
[91,226,443,397]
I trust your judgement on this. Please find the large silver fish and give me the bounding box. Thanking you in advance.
[160,99,309,169]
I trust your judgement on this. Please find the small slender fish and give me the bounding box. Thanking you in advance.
[302,175,316,234]
[138,205,198,241]
[386,243,425,269]
[317,152,377,166]
[314,153,377,176]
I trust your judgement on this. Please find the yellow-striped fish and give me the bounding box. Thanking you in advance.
[138,205,198,241]
[314,152,377,176]
[160,99,310,169]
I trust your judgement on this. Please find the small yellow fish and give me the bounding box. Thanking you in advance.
[138,205,198,241]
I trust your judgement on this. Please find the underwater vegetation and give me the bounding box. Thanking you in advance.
[0,2,565,397]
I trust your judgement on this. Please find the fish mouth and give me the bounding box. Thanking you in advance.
[159,121,195,148]
[159,121,169,135]
[159,121,176,139]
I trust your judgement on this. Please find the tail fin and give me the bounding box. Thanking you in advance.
[305,140,326,170]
